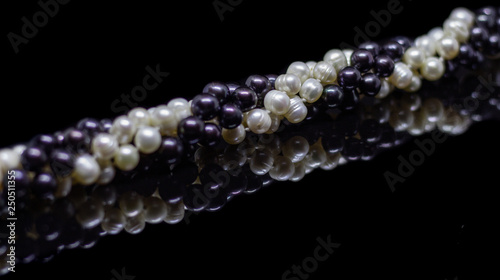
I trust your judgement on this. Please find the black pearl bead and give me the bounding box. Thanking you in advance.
[338,66,361,89]
[30,134,57,154]
[178,116,205,145]
[359,73,381,97]
[200,123,221,147]
[21,146,48,172]
[231,86,257,112]
[322,85,344,108]
[76,118,103,137]
[35,213,62,241]
[340,88,360,111]
[49,148,75,177]
[171,162,198,185]
[391,36,412,50]
[202,81,230,105]
[219,103,243,129]
[382,42,404,60]
[341,138,364,161]
[321,134,344,153]
[199,163,229,189]
[305,103,321,121]
[59,218,83,249]
[358,41,380,57]
[485,34,500,56]
[265,74,278,88]
[158,178,184,203]
[158,137,184,164]
[378,123,396,148]
[374,55,395,77]
[63,128,90,153]
[245,75,272,95]
[457,44,475,65]
[191,94,221,121]
[351,50,374,73]
[2,169,30,198]
[470,27,489,50]
[32,172,57,198]
[359,119,382,142]
[476,7,497,30]
[183,183,209,212]
[100,119,113,132]
[52,199,76,220]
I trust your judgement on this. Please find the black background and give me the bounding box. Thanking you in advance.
[2,0,500,279]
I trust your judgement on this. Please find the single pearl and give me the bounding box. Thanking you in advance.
[299,78,323,103]
[150,105,178,136]
[222,124,246,145]
[250,150,274,175]
[403,47,426,69]
[420,57,445,81]
[408,110,427,136]
[101,207,126,234]
[287,61,310,83]
[415,35,436,57]
[389,107,415,131]
[422,98,444,122]
[246,109,272,134]
[443,18,469,43]
[312,61,337,84]
[164,200,185,224]
[73,154,100,185]
[389,62,413,89]
[0,148,21,170]
[269,156,295,181]
[167,97,189,111]
[436,36,459,60]
[428,27,444,41]
[143,196,167,224]
[284,96,308,124]
[91,133,119,160]
[125,212,146,234]
[97,160,115,185]
[375,78,393,99]
[114,144,140,171]
[282,136,309,163]
[342,49,354,66]
[128,107,151,127]
[275,73,302,96]
[401,93,422,112]
[110,115,137,144]
[76,198,104,229]
[323,49,347,72]
[449,7,475,29]
[119,191,144,217]
[264,90,291,115]
[134,126,162,154]
[404,75,422,93]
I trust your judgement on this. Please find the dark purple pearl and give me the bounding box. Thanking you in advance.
[200,123,221,147]
[476,7,497,30]
[178,116,205,145]
[359,41,380,57]
[158,178,184,203]
[265,74,278,88]
[457,44,475,65]
[183,183,209,212]
[191,94,221,121]
[202,81,230,105]
[351,50,374,73]
[2,169,30,198]
[321,134,344,154]
[341,88,360,111]
[341,138,364,161]
[305,103,321,121]
[374,55,395,77]
[231,86,257,112]
[359,73,381,97]
[63,128,90,153]
[49,148,75,177]
[158,137,184,164]
[382,42,404,60]
[199,163,229,189]
[32,172,57,198]
[470,27,489,50]
[30,134,57,154]
[338,66,361,89]
[21,146,48,171]
[359,119,382,142]
[245,75,272,95]
[76,118,103,137]
[226,83,240,94]
[100,119,113,133]
[35,213,62,241]
[391,36,412,50]
[219,103,243,129]
[322,84,344,108]
[485,34,500,56]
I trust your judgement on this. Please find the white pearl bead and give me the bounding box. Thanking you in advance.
[250,150,274,175]
[246,109,272,134]
[415,35,436,57]
[134,126,162,154]
[269,156,295,181]
[403,47,426,69]
[299,78,323,103]
[143,196,167,224]
[73,154,101,185]
[110,115,137,144]
[101,207,126,234]
[290,162,306,182]
[428,27,444,41]
[264,90,290,115]
[91,133,119,160]
[305,61,317,72]
[282,136,309,163]
[323,49,347,72]
[275,73,302,96]
[97,160,115,185]
[167,97,189,111]
[375,79,393,99]
[0,149,20,170]
[420,57,445,81]
[404,75,422,93]
[76,198,104,229]
[114,144,140,171]
[173,103,193,122]
[119,191,144,218]
[342,49,353,66]
[312,61,337,84]
[449,7,475,29]
[389,107,414,131]
[287,61,310,83]
[128,107,151,127]
[222,124,246,145]
[422,98,444,122]
[125,212,145,234]
[266,113,281,134]
[284,96,308,124]
[443,18,469,43]
[150,105,178,136]
[389,62,413,89]
[164,200,185,224]
[436,36,459,60]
